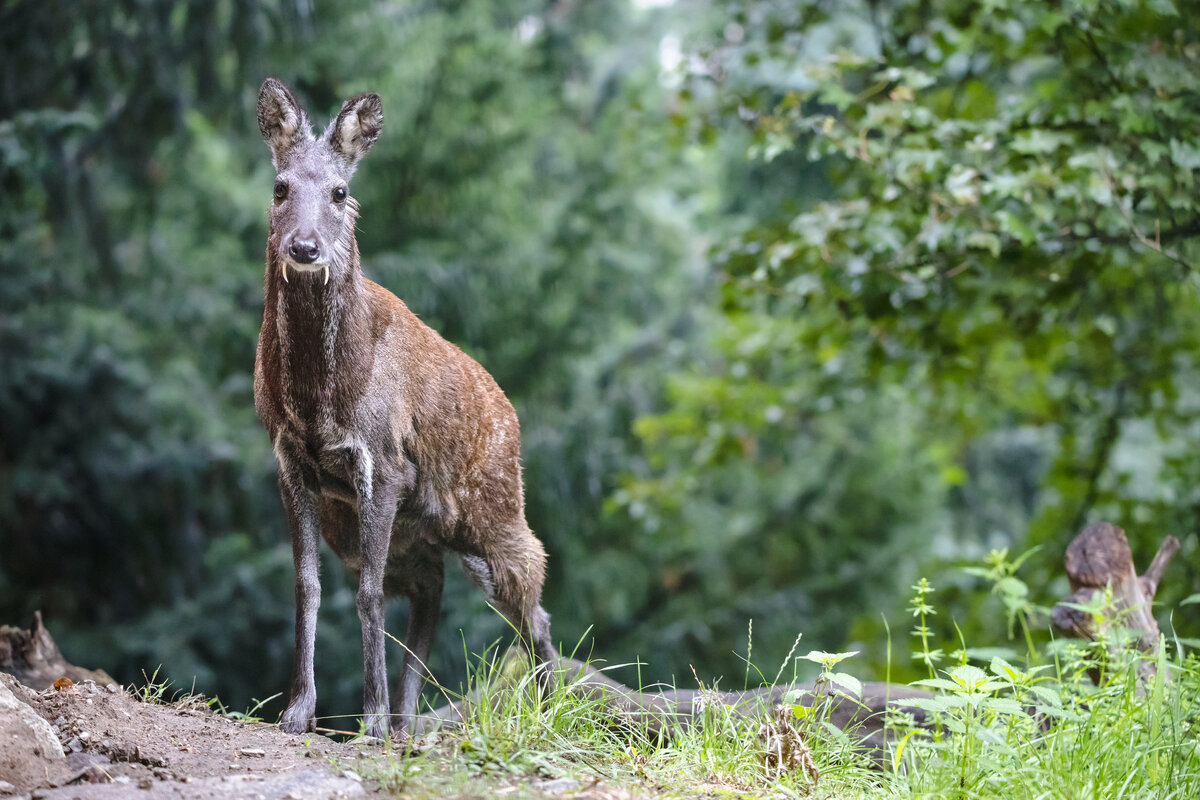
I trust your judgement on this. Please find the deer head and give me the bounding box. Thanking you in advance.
[257,78,383,285]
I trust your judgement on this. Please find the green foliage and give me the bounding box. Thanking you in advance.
[624,0,1200,671]
[883,578,1200,799]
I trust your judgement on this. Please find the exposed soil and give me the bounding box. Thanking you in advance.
[0,672,396,800]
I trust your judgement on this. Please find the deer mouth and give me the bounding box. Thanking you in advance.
[281,259,331,285]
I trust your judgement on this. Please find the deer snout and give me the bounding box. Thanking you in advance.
[288,236,321,264]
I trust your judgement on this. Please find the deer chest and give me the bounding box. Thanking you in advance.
[274,425,375,508]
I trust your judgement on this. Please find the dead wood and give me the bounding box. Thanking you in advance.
[1049,521,1180,683]
[415,654,931,764]
[0,611,116,690]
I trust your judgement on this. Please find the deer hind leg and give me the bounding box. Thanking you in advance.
[387,548,445,740]
[461,528,557,690]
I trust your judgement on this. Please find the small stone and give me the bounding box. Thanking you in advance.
[137,777,153,790]
[535,777,579,794]
[0,780,15,795]
[65,737,82,753]
[237,748,267,758]
[114,776,131,784]
[105,683,119,693]
[340,769,362,782]
[78,731,90,741]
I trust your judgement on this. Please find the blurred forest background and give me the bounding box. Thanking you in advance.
[2,0,1199,721]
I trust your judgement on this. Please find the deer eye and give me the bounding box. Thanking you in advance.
[332,186,347,204]
[273,181,288,202]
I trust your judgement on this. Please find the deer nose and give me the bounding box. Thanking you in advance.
[288,237,320,264]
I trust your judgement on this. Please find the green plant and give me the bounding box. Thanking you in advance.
[208,692,282,723]
[135,666,174,705]
[908,578,944,678]
[906,662,1028,789]
[963,547,1044,662]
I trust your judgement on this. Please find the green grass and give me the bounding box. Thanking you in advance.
[352,556,1200,799]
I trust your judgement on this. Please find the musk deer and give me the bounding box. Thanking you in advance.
[253,78,557,740]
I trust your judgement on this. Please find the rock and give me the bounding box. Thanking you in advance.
[0,674,68,792]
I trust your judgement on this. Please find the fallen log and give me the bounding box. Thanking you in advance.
[0,611,116,690]
[1049,521,1180,683]
[414,653,931,763]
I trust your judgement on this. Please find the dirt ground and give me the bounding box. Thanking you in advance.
[0,673,653,800]
[0,672,394,799]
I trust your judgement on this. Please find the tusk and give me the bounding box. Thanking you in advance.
[323,264,330,285]
[282,261,290,283]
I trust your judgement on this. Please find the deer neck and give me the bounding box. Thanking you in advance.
[264,234,373,434]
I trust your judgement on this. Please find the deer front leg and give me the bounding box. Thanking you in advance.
[356,483,400,740]
[277,443,323,734]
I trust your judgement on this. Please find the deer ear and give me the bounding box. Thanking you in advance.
[258,78,309,168]
[327,93,383,167]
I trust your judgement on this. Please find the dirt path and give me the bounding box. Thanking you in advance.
[2,673,390,800]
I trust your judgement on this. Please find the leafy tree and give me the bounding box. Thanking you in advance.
[626,0,1200,674]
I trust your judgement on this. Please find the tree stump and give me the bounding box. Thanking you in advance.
[0,611,116,689]
[1049,522,1179,683]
